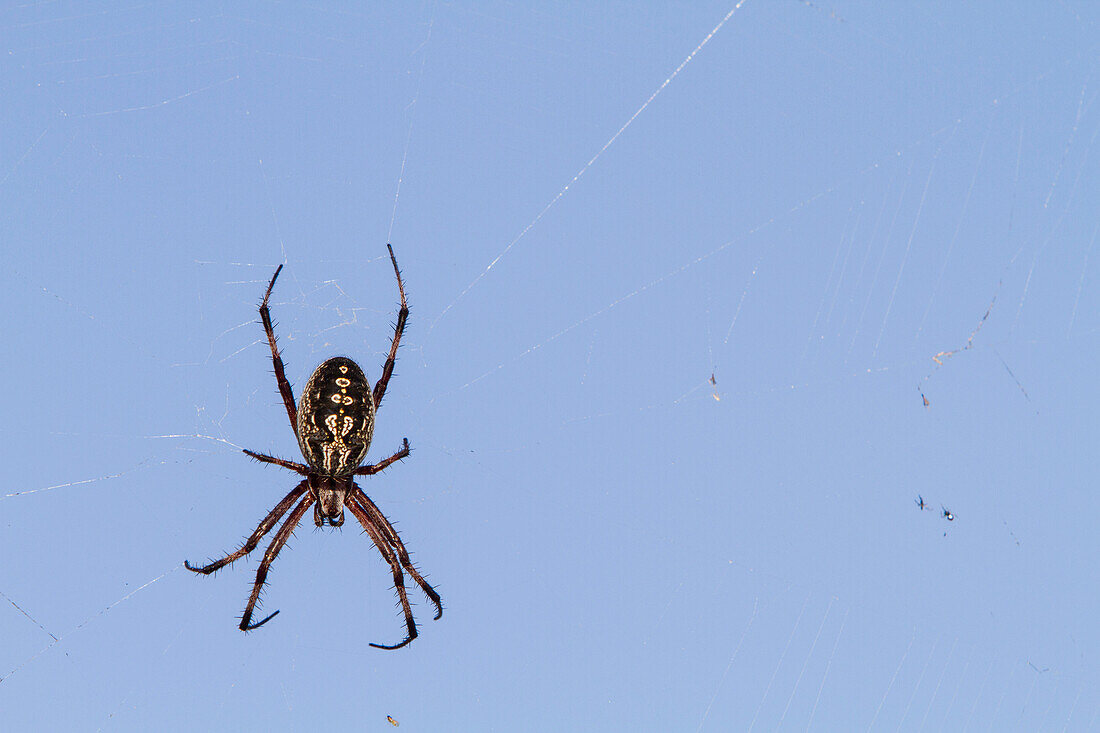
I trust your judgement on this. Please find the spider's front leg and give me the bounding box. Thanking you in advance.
[352,490,443,622]
[346,498,419,649]
[184,480,309,575]
[239,493,313,631]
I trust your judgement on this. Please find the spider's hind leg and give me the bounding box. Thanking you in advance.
[259,264,299,432]
[372,245,409,410]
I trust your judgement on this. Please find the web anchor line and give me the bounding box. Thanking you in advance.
[0,567,179,684]
[428,0,751,338]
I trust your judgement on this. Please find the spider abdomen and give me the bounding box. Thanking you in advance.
[296,357,375,476]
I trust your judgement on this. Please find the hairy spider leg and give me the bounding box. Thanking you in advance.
[354,438,411,476]
[240,493,314,631]
[372,244,409,410]
[350,490,442,621]
[346,498,419,649]
[243,449,309,475]
[185,480,310,575]
[259,264,299,430]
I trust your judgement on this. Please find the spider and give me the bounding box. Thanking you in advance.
[185,245,441,649]
[941,506,954,521]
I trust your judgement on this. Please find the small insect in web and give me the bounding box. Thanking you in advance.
[387,715,400,727]
[184,246,442,649]
[915,495,928,511]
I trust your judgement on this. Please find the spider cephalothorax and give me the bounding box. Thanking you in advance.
[185,246,441,649]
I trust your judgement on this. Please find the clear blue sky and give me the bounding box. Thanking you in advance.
[2,2,1099,730]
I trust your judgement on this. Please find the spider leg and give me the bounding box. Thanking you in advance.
[372,245,408,410]
[259,264,299,431]
[353,438,410,476]
[240,493,313,631]
[346,500,417,649]
[350,489,442,621]
[243,449,309,475]
[185,480,309,575]
[346,498,419,649]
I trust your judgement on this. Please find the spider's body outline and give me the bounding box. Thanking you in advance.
[185,246,441,649]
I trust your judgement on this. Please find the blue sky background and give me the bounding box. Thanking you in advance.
[2,2,1099,730]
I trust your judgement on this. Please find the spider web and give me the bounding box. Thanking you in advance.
[2,1,1100,730]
